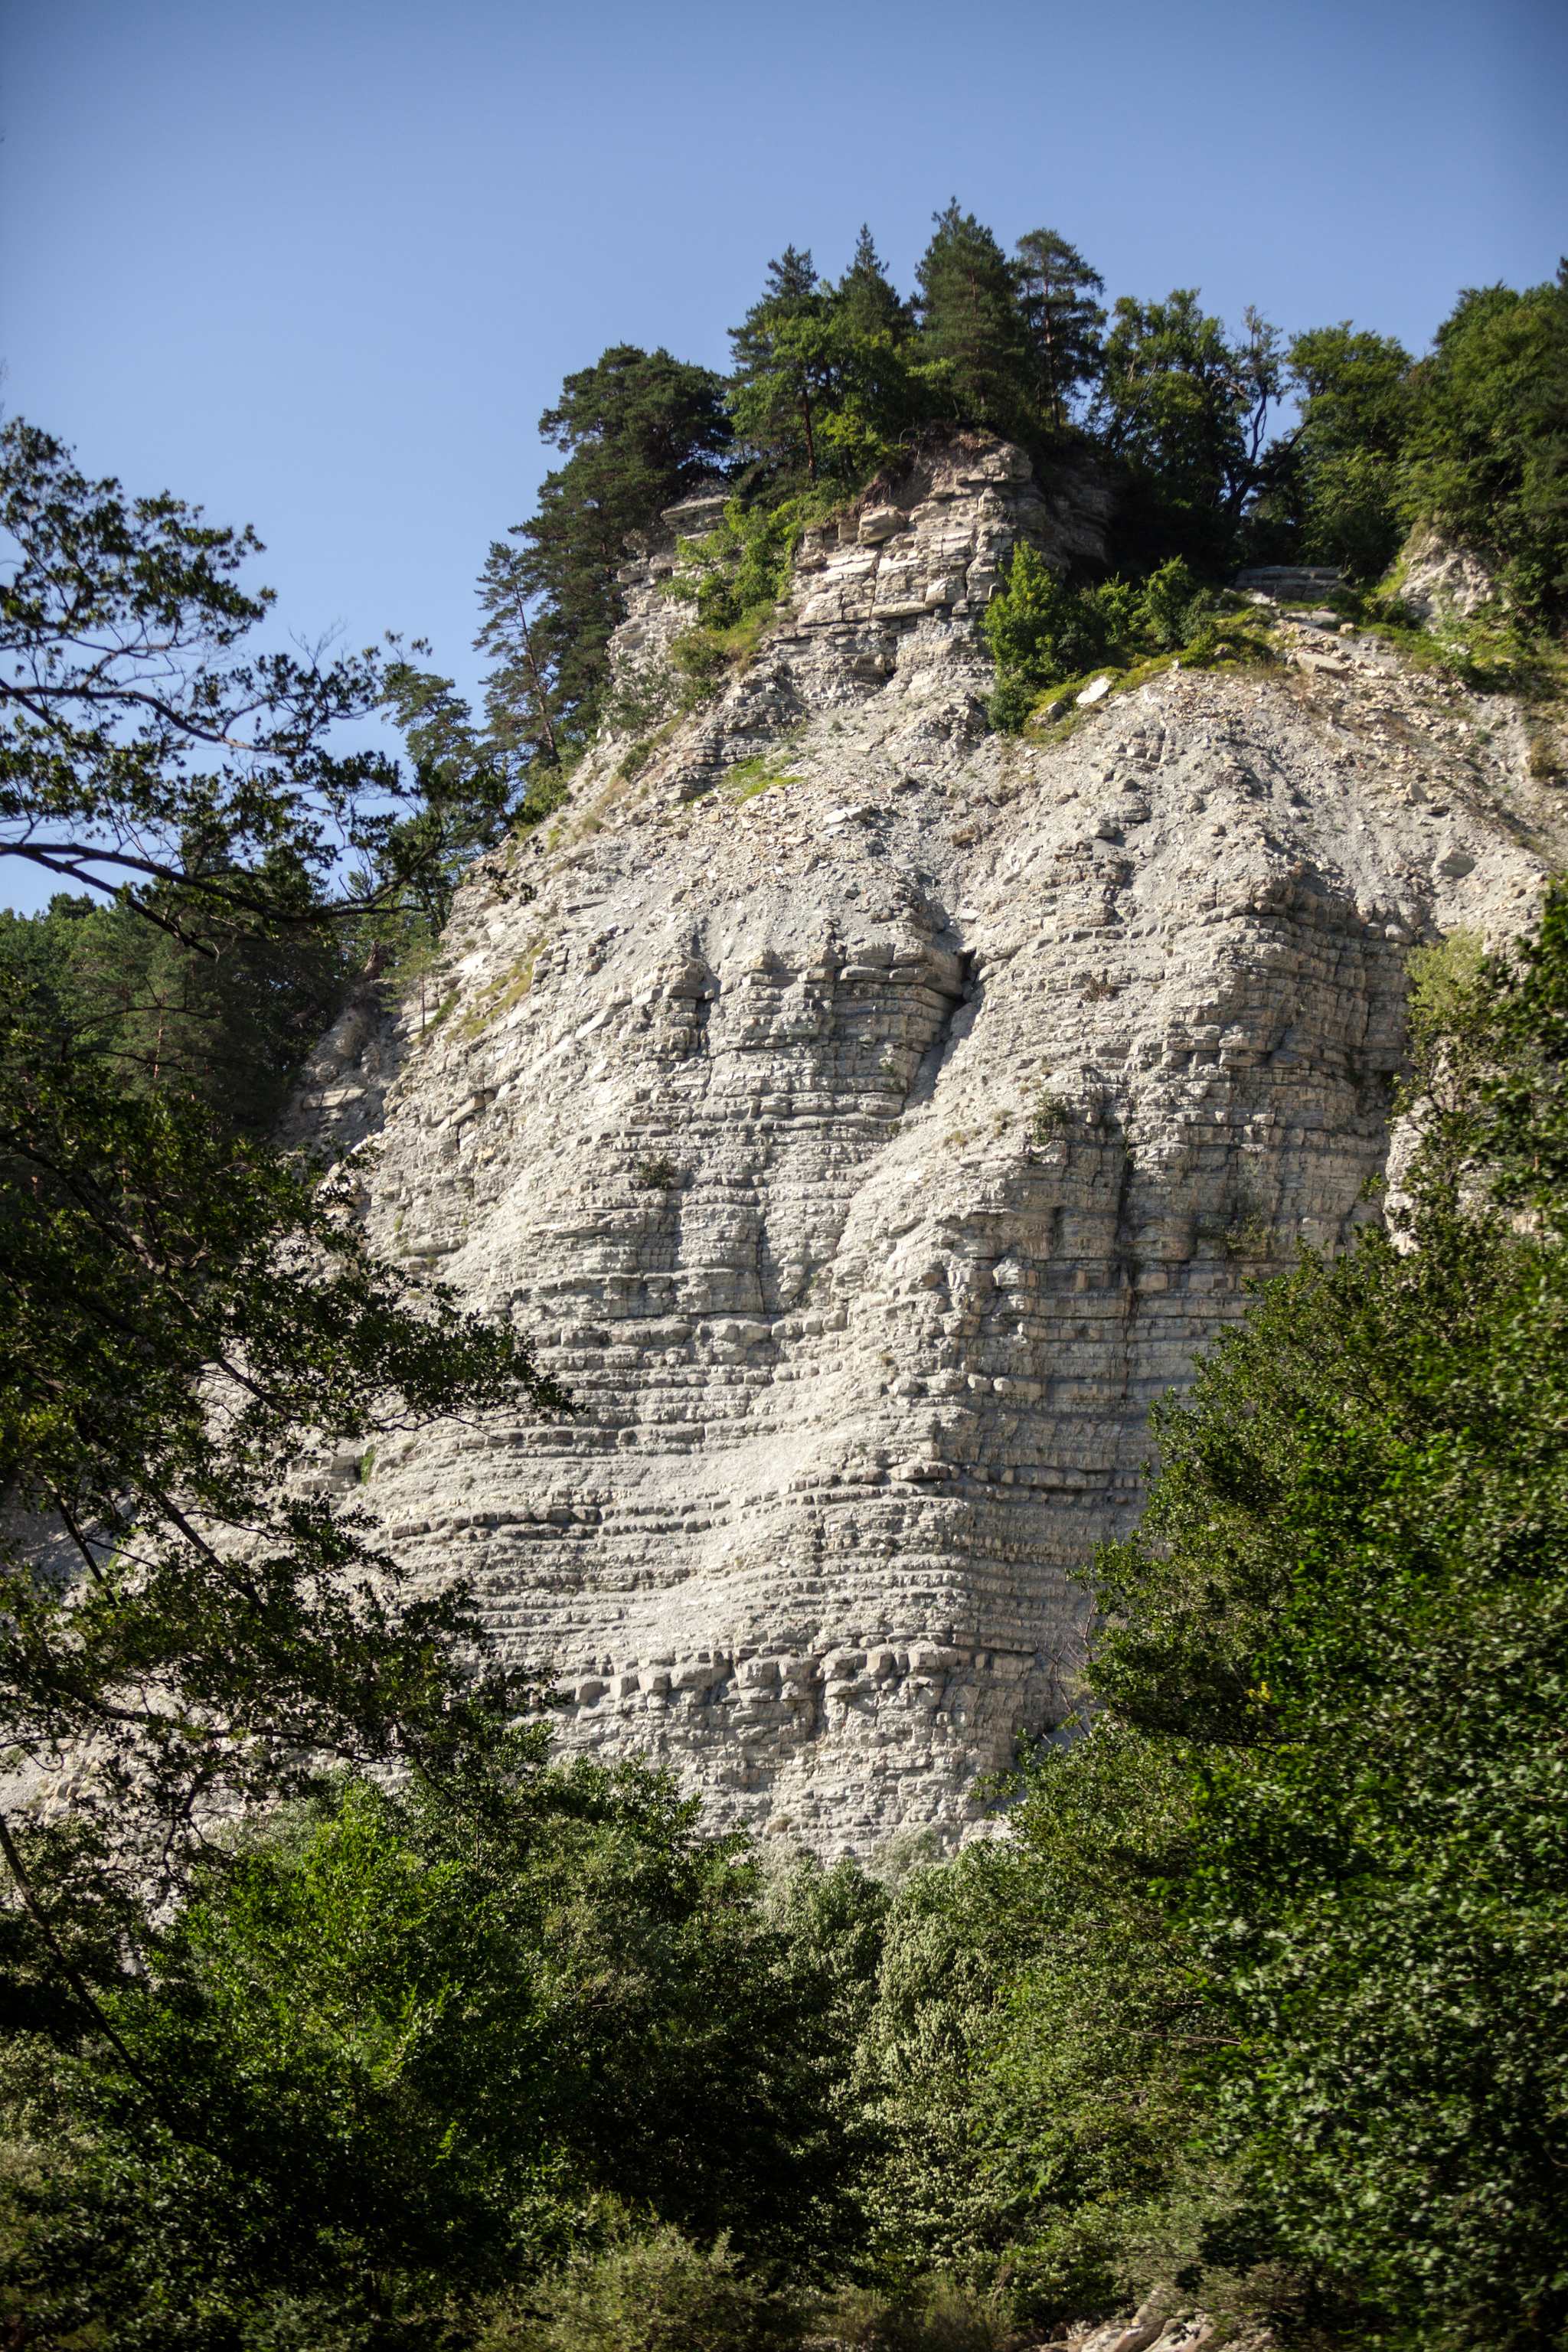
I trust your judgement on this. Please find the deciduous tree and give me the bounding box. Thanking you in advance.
[0,422,484,944]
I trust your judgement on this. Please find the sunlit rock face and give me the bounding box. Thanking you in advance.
[285,436,1558,1857]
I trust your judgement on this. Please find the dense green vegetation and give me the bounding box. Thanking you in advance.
[0,421,576,2347]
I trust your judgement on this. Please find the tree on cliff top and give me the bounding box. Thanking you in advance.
[727,230,926,490]
[1013,228,1106,430]
[1400,263,1568,619]
[729,247,838,483]
[495,345,733,745]
[914,202,1031,437]
[1094,290,1286,572]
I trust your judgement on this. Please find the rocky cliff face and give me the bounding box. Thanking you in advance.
[286,436,1564,1857]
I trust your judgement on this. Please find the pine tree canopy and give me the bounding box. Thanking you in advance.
[833,226,911,345]
[498,346,732,742]
[1012,228,1106,429]
[729,249,838,482]
[914,201,1031,435]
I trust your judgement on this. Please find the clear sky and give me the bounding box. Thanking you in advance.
[2,0,1563,913]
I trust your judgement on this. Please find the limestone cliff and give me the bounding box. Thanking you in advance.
[286,437,1565,1857]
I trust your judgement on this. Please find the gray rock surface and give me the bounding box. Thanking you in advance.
[1398,524,1498,626]
[282,439,1564,1857]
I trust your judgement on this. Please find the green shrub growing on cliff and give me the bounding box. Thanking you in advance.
[980,545,1142,726]
[981,546,1250,730]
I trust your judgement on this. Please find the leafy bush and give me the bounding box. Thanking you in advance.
[819,2272,1013,2352]
[0,1743,871,2343]
[479,2226,802,2352]
[982,545,1141,691]
[982,545,1262,730]
[1135,554,1205,647]
[668,494,831,632]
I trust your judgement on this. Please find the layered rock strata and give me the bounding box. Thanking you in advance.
[284,439,1563,1856]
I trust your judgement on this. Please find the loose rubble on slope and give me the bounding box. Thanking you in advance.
[283,432,1565,1857]
[1044,2286,1276,2351]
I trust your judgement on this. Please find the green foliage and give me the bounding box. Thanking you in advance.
[483,225,1567,766]
[1401,266,1568,619]
[375,655,521,942]
[728,247,841,485]
[0,420,476,939]
[1136,556,1207,648]
[1135,1212,1568,2334]
[0,964,568,1935]
[1054,887,1568,2342]
[1095,293,1285,574]
[913,204,1031,439]
[841,1844,1057,2290]
[1417,878,1568,1220]
[982,545,1247,728]
[0,890,345,1136]
[980,544,1140,709]
[1255,324,1416,581]
[481,2225,802,2352]
[972,1728,1227,2323]
[727,234,929,492]
[1404,927,1487,1056]
[668,496,815,632]
[818,2271,1014,2352]
[493,347,733,745]
[1012,231,1106,432]
[0,1750,879,2343]
[1248,275,1568,621]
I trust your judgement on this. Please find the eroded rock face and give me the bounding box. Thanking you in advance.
[285,441,1563,1857]
[1399,525,1498,626]
[606,432,1112,804]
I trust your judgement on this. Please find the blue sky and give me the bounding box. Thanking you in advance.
[2,0,1563,913]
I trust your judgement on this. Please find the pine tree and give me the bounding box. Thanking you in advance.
[833,225,910,345]
[497,347,731,743]
[0,894,346,1138]
[728,247,838,482]
[913,202,1030,434]
[1013,229,1106,429]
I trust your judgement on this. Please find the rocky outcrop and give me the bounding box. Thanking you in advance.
[607,432,1112,802]
[1397,524,1499,626]
[285,439,1563,1858]
[1060,2288,1275,2351]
